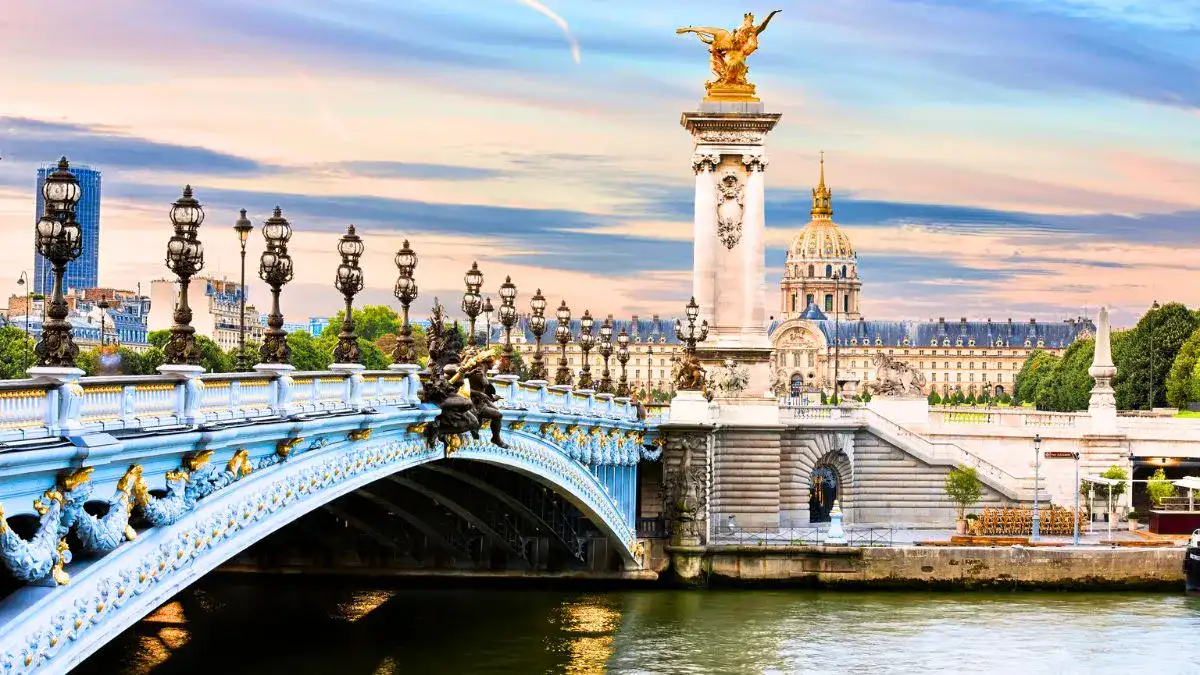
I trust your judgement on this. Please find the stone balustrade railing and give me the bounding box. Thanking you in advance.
[0,368,647,444]
[929,407,1083,429]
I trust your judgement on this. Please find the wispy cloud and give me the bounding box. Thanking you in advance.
[515,0,581,64]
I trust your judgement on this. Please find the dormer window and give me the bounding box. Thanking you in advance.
[850,338,858,346]
[955,338,963,347]
[874,338,882,346]
[1024,339,1032,347]
[1037,339,1044,347]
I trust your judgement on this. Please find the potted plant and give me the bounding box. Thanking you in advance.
[965,513,981,535]
[1126,509,1142,531]
[1147,468,1176,510]
[945,466,983,534]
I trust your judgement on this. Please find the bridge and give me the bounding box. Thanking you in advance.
[0,368,666,674]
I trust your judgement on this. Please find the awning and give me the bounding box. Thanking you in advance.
[1173,476,1200,491]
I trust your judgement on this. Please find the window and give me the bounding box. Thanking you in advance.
[635,369,640,378]
[969,362,974,369]
[957,373,962,382]
[981,363,987,370]
[998,373,1004,382]
[824,294,833,312]
[943,362,949,369]
[931,373,937,381]
[956,362,962,369]
[919,361,924,369]
[843,294,849,313]
[808,264,814,277]
[790,294,797,311]
[969,373,975,382]
[841,264,848,278]
[825,264,832,278]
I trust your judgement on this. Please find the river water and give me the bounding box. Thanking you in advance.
[77,579,1200,674]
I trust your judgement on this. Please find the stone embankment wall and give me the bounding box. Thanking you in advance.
[696,546,1183,589]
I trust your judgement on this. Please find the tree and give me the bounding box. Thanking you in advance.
[944,466,984,521]
[928,390,942,405]
[321,305,401,343]
[1088,465,1129,509]
[226,341,263,372]
[358,338,391,370]
[1115,302,1198,410]
[1014,350,1060,407]
[965,392,977,406]
[1032,338,1095,412]
[1146,467,1176,508]
[0,326,36,379]
[146,330,229,373]
[287,331,331,371]
[1166,327,1200,409]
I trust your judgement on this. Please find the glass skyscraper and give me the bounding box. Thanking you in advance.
[33,163,101,295]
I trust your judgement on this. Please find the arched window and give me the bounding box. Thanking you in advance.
[841,264,847,278]
[825,264,832,278]
[805,293,814,307]
[790,374,804,397]
[808,264,814,277]
[843,294,849,313]
[824,294,833,312]
[790,293,797,311]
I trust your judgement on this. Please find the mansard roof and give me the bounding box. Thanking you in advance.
[797,302,828,321]
[789,316,1094,349]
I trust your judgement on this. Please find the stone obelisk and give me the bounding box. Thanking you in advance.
[1088,306,1118,434]
[677,12,782,405]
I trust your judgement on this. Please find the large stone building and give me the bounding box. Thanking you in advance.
[769,159,1092,399]
[148,277,263,351]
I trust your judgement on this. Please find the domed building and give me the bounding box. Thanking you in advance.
[769,157,1093,400]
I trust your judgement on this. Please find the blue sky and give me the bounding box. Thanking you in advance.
[0,0,1197,326]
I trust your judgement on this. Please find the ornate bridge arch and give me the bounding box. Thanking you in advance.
[0,409,654,674]
[781,431,855,525]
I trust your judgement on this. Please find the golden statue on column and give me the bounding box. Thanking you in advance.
[676,10,781,102]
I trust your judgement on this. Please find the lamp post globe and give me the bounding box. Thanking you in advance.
[482,296,495,346]
[163,185,206,367]
[258,207,295,364]
[32,157,84,369]
[332,224,365,364]
[392,240,418,364]
[554,300,572,386]
[462,262,484,349]
[498,275,518,374]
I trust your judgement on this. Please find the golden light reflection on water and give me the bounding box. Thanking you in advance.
[143,601,187,625]
[554,598,621,674]
[334,590,395,622]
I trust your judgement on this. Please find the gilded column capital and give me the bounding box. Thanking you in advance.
[741,154,769,172]
[691,153,721,174]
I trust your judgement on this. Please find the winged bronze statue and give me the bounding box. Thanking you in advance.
[677,10,781,99]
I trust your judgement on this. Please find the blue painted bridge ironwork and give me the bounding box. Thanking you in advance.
[0,367,667,674]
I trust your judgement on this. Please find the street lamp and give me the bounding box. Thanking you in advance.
[578,310,596,389]
[233,209,254,371]
[674,296,710,391]
[392,240,418,364]
[258,207,294,364]
[616,329,631,396]
[1032,433,1042,541]
[98,294,110,347]
[163,185,206,366]
[498,276,518,374]
[462,262,484,351]
[482,296,495,346]
[832,272,841,403]
[16,271,30,339]
[32,157,83,369]
[598,315,614,393]
[646,344,655,393]
[554,300,572,386]
[1072,449,1080,546]
[332,224,365,364]
[528,288,548,380]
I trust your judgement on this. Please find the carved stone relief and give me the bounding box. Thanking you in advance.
[715,172,745,250]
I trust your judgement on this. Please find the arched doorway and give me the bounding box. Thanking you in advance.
[809,465,839,523]
[790,373,804,398]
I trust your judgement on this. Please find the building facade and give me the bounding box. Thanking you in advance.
[769,159,1092,399]
[148,277,263,351]
[4,287,149,347]
[34,163,101,295]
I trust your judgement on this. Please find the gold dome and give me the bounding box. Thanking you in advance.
[788,153,855,261]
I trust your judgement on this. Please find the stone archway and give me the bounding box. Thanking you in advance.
[780,432,855,526]
[809,465,839,522]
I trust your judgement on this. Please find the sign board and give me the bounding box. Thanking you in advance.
[1044,451,1078,459]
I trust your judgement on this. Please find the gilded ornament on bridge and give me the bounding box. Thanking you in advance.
[184,450,214,472]
[676,10,781,101]
[277,438,303,458]
[60,467,94,492]
[348,428,372,442]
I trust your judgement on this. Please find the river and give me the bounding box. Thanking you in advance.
[76,578,1200,674]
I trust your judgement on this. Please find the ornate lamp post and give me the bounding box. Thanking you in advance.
[616,329,631,397]
[646,344,655,393]
[233,209,254,370]
[498,276,518,374]
[392,240,418,364]
[32,158,83,369]
[1032,433,1042,542]
[528,288,548,380]
[16,271,30,339]
[332,225,365,364]
[554,300,573,385]
[98,294,110,347]
[482,297,494,346]
[462,262,484,351]
[674,296,710,391]
[258,207,294,364]
[598,315,614,393]
[577,310,596,389]
[163,185,206,366]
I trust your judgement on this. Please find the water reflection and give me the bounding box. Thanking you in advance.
[77,581,1200,675]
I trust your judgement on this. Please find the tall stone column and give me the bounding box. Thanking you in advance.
[741,155,769,343]
[1089,306,1118,435]
[692,153,719,330]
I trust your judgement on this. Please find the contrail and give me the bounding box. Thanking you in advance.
[516,0,581,64]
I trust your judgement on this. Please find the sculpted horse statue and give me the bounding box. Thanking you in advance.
[869,352,927,397]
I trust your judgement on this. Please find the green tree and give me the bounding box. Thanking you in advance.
[965,392,977,406]
[1166,327,1200,409]
[358,338,391,370]
[1146,467,1176,508]
[1115,302,1198,410]
[944,466,984,521]
[1032,338,1095,412]
[321,305,401,342]
[928,390,942,405]
[226,341,263,372]
[1088,465,1129,509]
[287,331,331,371]
[146,330,229,373]
[0,326,36,379]
[148,329,169,349]
[1014,349,1060,407]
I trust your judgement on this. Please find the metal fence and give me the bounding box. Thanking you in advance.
[709,526,895,547]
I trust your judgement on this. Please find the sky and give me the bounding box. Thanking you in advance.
[1,0,1198,328]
